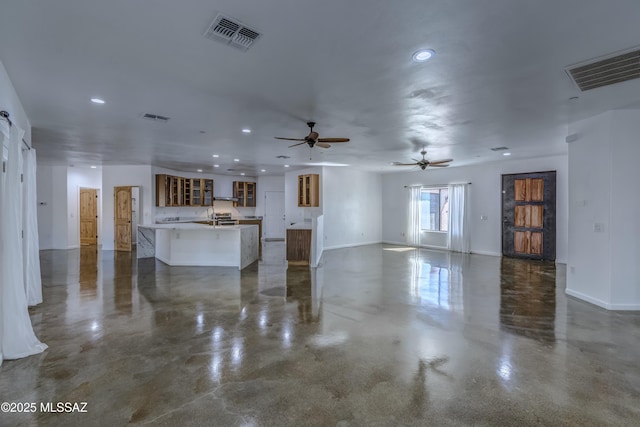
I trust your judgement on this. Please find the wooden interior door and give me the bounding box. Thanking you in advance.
[502,171,556,261]
[80,188,98,245]
[114,186,132,252]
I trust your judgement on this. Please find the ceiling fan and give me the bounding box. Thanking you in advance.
[274,122,350,149]
[393,150,453,170]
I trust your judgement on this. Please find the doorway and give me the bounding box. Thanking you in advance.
[79,188,98,246]
[502,171,556,261]
[265,191,285,240]
[114,186,138,252]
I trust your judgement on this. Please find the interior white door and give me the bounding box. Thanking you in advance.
[265,191,285,239]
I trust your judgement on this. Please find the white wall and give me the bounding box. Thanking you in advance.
[67,167,102,248]
[102,165,152,250]
[567,109,640,310]
[35,165,69,249]
[322,168,383,250]
[36,164,54,249]
[0,60,31,145]
[382,154,569,261]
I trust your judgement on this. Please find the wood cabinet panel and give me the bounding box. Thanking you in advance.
[297,174,319,207]
[286,229,311,265]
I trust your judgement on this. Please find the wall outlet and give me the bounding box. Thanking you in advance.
[593,223,604,233]
[480,215,488,220]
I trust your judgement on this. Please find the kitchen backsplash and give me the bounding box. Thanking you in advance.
[155,201,255,222]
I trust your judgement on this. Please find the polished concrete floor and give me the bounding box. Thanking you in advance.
[1,243,640,426]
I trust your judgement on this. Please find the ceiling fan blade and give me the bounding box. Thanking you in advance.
[428,159,453,165]
[316,142,331,148]
[428,164,449,167]
[392,162,418,166]
[275,137,305,141]
[288,142,307,148]
[317,138,350,143]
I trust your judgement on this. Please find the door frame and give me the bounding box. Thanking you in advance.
[264,190,286,239]
[501,170,556,261]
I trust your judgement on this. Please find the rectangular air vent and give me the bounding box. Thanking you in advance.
[204,13,261,51]
[566,47,640,91]
[142,113,170,122]
[490,146,509,151]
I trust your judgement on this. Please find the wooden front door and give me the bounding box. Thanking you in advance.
[502,171,556,261]
[80,188,98,245]
[114,186,132,252]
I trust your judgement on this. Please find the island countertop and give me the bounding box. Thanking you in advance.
[140,224,255,231]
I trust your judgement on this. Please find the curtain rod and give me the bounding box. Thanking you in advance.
[1,110,31,150]
[0,110,12,127]
[404,182,471,188]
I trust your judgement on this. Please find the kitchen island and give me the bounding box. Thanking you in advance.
[137,223,258,269]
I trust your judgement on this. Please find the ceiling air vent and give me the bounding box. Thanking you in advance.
[490,146,509,152]
[142,113,170,122]
[204,14,261,51]
[566,47,640,91]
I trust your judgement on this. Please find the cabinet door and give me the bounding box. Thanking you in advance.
[203,179,213,206]
[298,176,306,206]
[246,182,256,207]
[183,179,192,206]
[155,174,169,207]
[234,181,245,207]
[192,179,202,205]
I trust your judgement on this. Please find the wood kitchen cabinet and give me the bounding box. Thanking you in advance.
[187,178,213,206]
[156,174,213,207]
[298,174,319,207]
[233,181,256,207]
[286,228,312,265]
[156,174,183,207]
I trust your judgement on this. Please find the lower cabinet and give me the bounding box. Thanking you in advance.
[286,228,311,265]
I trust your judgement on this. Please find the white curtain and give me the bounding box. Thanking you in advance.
[0,121,47,364]
[407,186,421,246]
[23,148,43,306]
[448,183,470,253]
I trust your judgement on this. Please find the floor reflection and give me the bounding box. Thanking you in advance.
[113,250,133,314]
[499,257,556,344]
[79,245,98,297]
[286,266,313,323]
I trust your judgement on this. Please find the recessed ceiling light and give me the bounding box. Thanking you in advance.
[284,164,290,168]
[234,158,240,162]
[212,154,219,158]
[197,169,203,172]
[242,128,251,133]
[240,173,246,176]
[503,152,511,156]
[412,49,435,62]
[213,164,219,168]
[90,98,105,104]
[260,169,266,172]
[90,165,97,169]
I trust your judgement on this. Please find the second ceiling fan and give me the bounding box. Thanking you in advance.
[393,150,453,170]
[275,122,350,149]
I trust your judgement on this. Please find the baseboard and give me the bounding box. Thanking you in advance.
[555,259,567,265]
[564,288,640,310]
[470,250,501,257]
[323,240,382,251]
[382,240,410,246]
[67,245,79,249]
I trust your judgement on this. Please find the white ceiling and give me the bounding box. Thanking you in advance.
[1,0,640,175]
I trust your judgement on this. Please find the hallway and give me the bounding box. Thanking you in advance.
[1,243,639,426]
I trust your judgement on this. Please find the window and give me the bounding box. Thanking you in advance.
[420,187,449,231]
